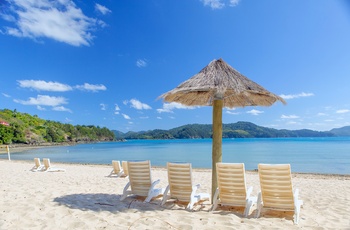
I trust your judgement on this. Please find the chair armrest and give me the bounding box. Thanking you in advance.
[150,179,160,189]
[147,179,161,198]
[189,184,201,201]
[122,182,130,194]
[293,188,300,203]
[192,183,200,191]
[246,186,253,198]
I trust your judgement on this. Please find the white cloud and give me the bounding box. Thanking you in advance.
[229,0,240,6]
[2,93,11,98]
[14,95,68,106]
[157,117,162,119]
[52,106,72,113]
[200,0,239,9]
[100,103,107,110]
[136,59,147,68]
[37,105,46,110]
[247,109,264,116]
[317,113,327,116]
[65,117,72,122]
[281,114,300,119]
[226,111,239,115]
[157,102,196,113]
[95,3,111,15]
[1,0,102,46]
[122,113,131,120]
[18,80,72,92]
[279,92,314,100]
[75,83,106,92]
[336,109,350,114]
[114,104,120,114]
[201,0,224,9]
[126,99,152,110]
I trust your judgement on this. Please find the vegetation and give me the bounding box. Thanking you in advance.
[114,122,336,139]
[329,126,350,136]
[1,108,343,145]
[0,109,115,145]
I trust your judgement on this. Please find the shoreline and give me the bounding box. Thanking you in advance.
[0,143,74,154]
[1,158,350,178]
[1,142,349,177]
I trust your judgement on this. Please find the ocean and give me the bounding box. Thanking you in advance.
[2,137,350,175]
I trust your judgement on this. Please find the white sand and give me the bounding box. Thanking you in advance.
[0,160,349,229]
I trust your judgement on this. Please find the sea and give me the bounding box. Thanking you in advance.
[1,137,350,175]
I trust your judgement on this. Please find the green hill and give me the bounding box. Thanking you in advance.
[0,109,115,145]
[113,121,336,139]
[329,126,350,136]
[0,108,341,145]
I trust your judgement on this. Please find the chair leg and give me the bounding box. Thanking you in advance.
[244,200,253,217]
[255,192,262,218]
[120,182,130,201]
[161,185,170,206]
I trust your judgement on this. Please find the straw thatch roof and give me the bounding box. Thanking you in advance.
[159,58,286,108]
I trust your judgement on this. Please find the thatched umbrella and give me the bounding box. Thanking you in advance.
[159,58,286,201]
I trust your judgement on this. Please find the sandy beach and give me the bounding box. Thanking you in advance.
[0,160,349,229]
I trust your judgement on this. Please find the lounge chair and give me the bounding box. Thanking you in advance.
[109,160,125,177]
[256,164,303,224]
[211,163,257,217]
[122,161,128,177]
[31,158,45,172]
[43,158,66,172]
[162,162,210,210]
[120,160,165,202]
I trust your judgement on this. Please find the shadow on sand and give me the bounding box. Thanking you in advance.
[53,193,165,213]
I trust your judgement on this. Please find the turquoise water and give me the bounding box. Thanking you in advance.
[2,137,350,175]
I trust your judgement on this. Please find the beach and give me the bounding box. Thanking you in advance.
[1,160,349,229]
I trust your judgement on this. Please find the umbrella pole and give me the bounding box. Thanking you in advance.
[211,99,223,203]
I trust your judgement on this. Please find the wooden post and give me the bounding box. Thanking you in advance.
[7,145,10,161]
[211,99,223,202]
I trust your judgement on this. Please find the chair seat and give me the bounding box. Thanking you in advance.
[256,164,303,224]
[162,162,210,210]
[120,160,165,202]
[211,163,256,217]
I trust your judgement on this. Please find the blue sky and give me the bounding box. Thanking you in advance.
[1,0,350,132]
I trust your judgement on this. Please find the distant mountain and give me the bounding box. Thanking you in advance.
[113,121,337,139]
[329,126,350,136]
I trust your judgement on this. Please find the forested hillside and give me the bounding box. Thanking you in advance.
[0,109,115,145]
[330,126,350,136]
[0,108,341,145]
[114,122,336,139]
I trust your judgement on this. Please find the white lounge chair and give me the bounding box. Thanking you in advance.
[109,160,125,177]
[162,162,210,210]
[122,161,128,177]
[120,160,165,202]
[31,158,45,172]
[43,158,66,172]
[211,163,257,217]
[256,164,303,224]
